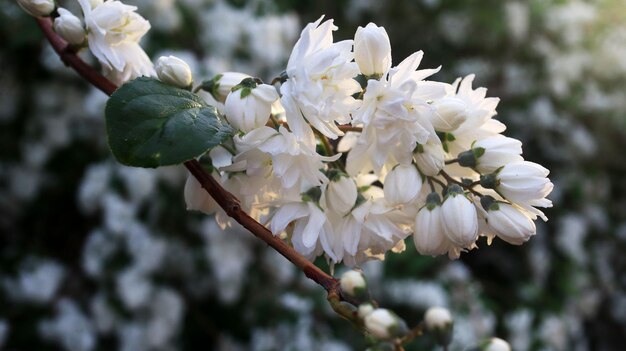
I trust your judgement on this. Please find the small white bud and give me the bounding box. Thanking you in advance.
[354,23,392,77]
[384,164,422,205]
[495,161,553,209]
[205,72,251,103]
[53,8,85,45]
[414,137,445,176]
[441,185,479,247]
[424,307,453,330]
[424,307,454,347]
[481,337,512,351]
[471,136,523,173]
[340,270,367,298]
[224,79,279,133]
[364,308,407,340]
[431,97,468,132]
[485,202,536,245]
[358,303,374,319]
[414,194,449,256]
[326,175,358,215]
[155,56,193,89]
[17,0,55,17]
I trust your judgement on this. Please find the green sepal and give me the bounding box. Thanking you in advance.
[301,186,322,204]
[479,173,499,189]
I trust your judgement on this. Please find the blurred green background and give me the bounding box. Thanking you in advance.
[1,0,626,350]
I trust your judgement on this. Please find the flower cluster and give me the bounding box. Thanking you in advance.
[17,0,552,266]
[185,17,554,265]
[18,0,552,267]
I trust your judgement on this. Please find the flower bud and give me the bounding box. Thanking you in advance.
[414,194,449,256]
[431,97,468,132]
[496,161,553,208]
[340,270,367,298]
[200,72,251,103]
[468,337,512,351]
[358,303,375,319]
[17,0,55,17]
[414,137,445,176]
[155,55,193,89]
[384,164,421,205]
[224,78,279,133]
[364,308,408,340]
[441,185,478,247]
[54,8,85,45]
[354,23,392,77]
[472,136,523,173]
[484,202,536,245]
[424,307,453,347]
[326,175,358,215]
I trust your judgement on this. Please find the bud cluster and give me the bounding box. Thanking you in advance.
[339,270,409,343]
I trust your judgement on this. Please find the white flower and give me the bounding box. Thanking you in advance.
[431,97,468,132]
[78,0,154,85]
[281,16,361,142]
[224,79,279,133]
[354,23,392,77]
[17,0,55,17]
[184,146,233,221]
[493,161,553,220]
[364,308,406,340]
[347,51,442,175]
[351,198,409,244]
[184,174,218,214]
[442,75,503,156]
[270,200,334,259]
[233,126,339,190]
[384,164,422,205]
[470,136,523,173]
[155,55,193,88]
[440,185,478,247]
[483,337,512,351]
[339,270,367,297]
[87,0,103,8]
[54,8,86,45]
[484,201,536,245]
[424,306,453,330]
[414,134,445,176]
[413,194,450,256]
[325,174,358,215]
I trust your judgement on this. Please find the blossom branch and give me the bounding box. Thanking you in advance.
[33,16,358,306]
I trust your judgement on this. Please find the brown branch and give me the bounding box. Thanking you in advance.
[439,170,482,197]
[338,125,363,132]
[36,17,117,96]
[34,16,358,305]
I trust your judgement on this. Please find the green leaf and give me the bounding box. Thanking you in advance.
[105,77,233,168]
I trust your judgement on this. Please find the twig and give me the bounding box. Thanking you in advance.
[439,170,482,197]
[36,18,116,96]
[338,125,362,132]
[34,16,359,306]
